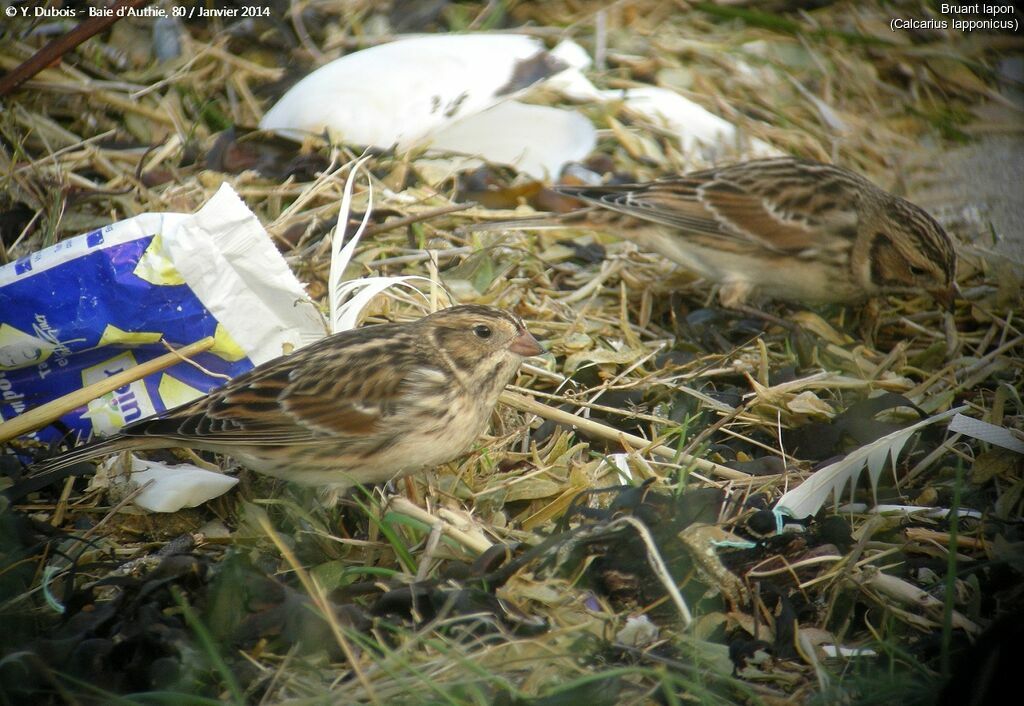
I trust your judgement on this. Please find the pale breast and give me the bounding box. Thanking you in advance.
[630,225,860,304]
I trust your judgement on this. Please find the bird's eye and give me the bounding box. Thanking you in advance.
[909,265,927,276]
[473,325,492,339]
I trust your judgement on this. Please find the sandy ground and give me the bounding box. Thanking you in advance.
[912,133,1024,266]
[909,55,1023,267]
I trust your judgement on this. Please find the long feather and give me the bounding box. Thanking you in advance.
[773,406,966,520]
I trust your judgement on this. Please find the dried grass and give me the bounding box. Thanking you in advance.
[1,2,1021,704]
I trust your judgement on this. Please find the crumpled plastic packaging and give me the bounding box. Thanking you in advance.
[0,183,325,445]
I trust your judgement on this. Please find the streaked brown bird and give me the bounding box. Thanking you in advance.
[27,305,543,494]
[554,158,957,308]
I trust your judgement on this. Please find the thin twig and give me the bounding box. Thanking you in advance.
[0,337,214,443]
[0,0,152,97]
[499,390,750,481]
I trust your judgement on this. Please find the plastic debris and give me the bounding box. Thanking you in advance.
[0,184,324,445]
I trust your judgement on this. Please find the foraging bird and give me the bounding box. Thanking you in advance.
[25,306,543,494]
[554,158,957,308]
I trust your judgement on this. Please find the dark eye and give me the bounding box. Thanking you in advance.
[909,265,927,276]
[473,325,492,339]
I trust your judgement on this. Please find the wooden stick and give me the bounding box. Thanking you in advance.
[362,202,474,237]
[387,496,493,555]
[0,337,215,443]
[499,390,751,481]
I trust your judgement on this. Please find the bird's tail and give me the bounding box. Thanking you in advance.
[8,435,153,499]
[35,435,153,473]
[457,206,598,235]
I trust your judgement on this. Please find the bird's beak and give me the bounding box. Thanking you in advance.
[929,283,959,311]
[510,330,544,357]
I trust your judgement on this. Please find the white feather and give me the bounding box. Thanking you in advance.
[328,155,374,332]
[774,406,967,519]
[327,157,436,333]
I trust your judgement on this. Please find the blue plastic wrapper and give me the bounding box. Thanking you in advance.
[0,184,325,444]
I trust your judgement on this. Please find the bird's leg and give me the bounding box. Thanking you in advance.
[717,281,754,310]
[856,297,882,347]
[715,282,796,330]
[729,304,798,332]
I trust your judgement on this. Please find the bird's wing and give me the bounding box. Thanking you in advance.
[556,159,858,256]
[556,178,723,233]
[122,326,438,446]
